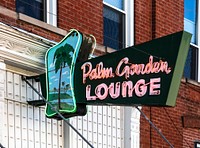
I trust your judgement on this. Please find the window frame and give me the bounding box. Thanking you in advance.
[185,43,199,80]
[46,0,57,27]
[184,0,199,82]
[103,0,134,49]
[194,141,200,148]
[16,0,57,27]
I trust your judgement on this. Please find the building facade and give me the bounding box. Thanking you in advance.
[0,0,199,148]
[137,0,200,148]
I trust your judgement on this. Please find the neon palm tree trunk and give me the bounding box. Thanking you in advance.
[58,64,63,109]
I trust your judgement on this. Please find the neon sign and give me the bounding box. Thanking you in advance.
[74,31,191,106]
[44,30,191,119]
[45,29,95,119]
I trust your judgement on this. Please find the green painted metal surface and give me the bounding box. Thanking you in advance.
[74,31,191,106]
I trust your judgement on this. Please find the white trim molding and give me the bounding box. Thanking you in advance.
[0,23,55,74]
[125,0,134,47]
[0,60,5,146]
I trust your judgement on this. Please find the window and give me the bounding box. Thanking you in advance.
[103,0,134,50]
[184,44,198,80]
[194,141,200,148]
[184,0,196,43]
[16,0,57,26]
[184,0,199,81]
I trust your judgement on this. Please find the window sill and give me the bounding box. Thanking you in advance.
[18,13,67,36]
[181,77,200,87]
[0,6,67,36]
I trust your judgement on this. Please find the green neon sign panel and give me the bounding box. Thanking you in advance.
[74,31,191,106]
[45,29,82,118]
[45,29,96,119]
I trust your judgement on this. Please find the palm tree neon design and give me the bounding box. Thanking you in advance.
[53,43,74,109]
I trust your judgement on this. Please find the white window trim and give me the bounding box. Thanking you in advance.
[125,0,134,47]
[103,0,134,48]
[46,0,57,27]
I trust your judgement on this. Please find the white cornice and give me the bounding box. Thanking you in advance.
[0,23,55,74]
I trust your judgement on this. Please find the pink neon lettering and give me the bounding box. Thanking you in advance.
[95,83,108,100]
[109,82,120,99]
[81,62,92,84]
[115,56,171,79]
[86,85,97,100]
[149,78,161,95]
[85,78,161,101]
[122,81,133,97]
[135,79,147,97]
[81,61,114,84]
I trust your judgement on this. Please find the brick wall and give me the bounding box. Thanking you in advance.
[134,0,153,45]
[0,0,15,10]
[58,0,103,44]
[0,0,103,43]
[136,0,200,147]
[135,0,184,45]
[140,82,200,148]
[152,0,184,38]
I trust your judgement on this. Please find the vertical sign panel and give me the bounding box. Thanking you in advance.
[45,29,83,118]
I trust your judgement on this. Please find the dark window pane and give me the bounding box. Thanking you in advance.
[16,0,45,21]
[184,0,196,22]
[103,5,125,50]
[184,46,198,80]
